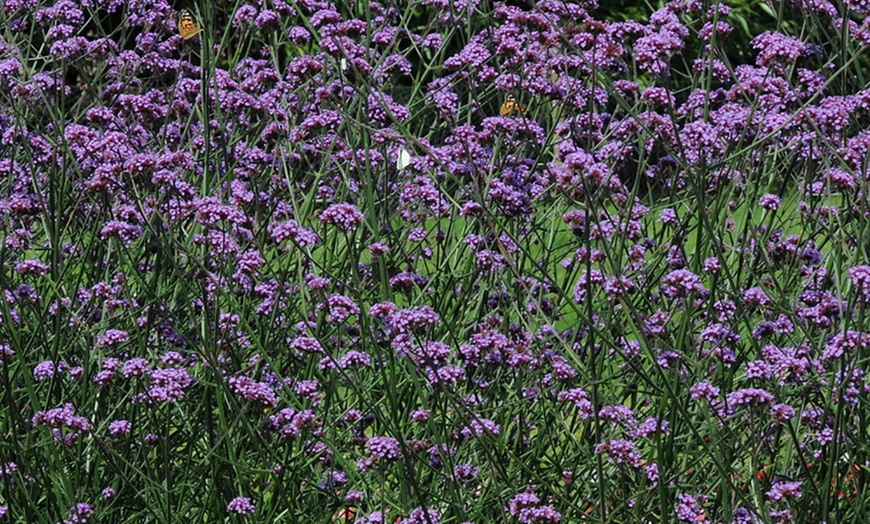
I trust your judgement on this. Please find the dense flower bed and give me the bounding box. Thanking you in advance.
[2,0,870,522]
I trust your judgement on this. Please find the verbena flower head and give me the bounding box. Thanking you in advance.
[227,496,255,515]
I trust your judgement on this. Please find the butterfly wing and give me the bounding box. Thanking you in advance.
[178,10,203,40]
[500,95,524,116]
[500,95,515,116]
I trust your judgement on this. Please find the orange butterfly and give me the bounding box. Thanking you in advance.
[500,94,525,116]
[178,9,203,40]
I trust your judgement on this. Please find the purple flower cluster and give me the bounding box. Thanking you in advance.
[62,503,94,524]
[507,490,561,523]
[227,496,255,515]
[32,404,93,445]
